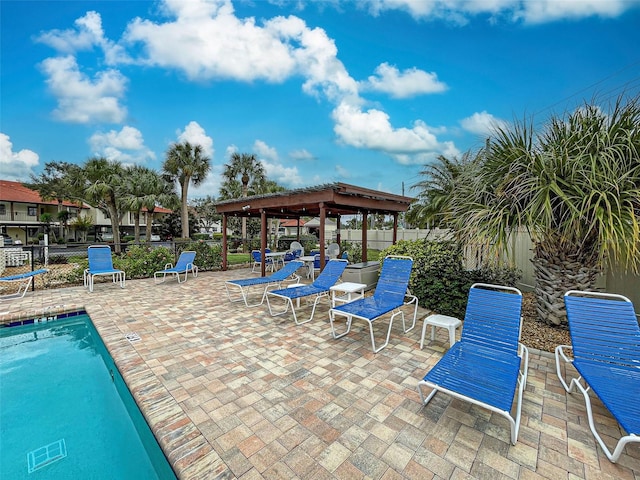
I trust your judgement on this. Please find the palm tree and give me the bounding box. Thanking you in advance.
[162,141,211,239]
[220,153,266,248]
[79,158,127,253]
[443,96,640,326]
[408,151,482,228]
[140,170,178,242]
[71,214,93,243]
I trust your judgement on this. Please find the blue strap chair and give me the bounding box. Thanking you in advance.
[0,269,48,299]
[85,245,125,292]
[225,260,303,307]
[417,284,528,445]
[555,290,640,462]
[329,255,416,353]
[251,250,274,273]
[154,251,198,284]
[266,259,348,324]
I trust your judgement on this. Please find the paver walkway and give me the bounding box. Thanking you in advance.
[2,268,639,479]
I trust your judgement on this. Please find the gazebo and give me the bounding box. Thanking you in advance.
[215,183,414,275]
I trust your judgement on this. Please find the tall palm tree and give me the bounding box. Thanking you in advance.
[220,153,266,247]
[162,141,211,239]
[140,170,178,242]
[444,96,640,326]
[80,158,127,252]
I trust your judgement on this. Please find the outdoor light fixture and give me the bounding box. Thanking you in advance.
[242,205,251,211]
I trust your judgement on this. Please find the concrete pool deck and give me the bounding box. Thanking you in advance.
[2,268,639,479]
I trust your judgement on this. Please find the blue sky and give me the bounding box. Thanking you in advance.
[2,0,639,199]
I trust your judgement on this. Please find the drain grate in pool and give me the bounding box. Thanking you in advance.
[124,332,141,343]
[27,439,67,473]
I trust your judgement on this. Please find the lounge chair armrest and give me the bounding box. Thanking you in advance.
[164,262,174,269]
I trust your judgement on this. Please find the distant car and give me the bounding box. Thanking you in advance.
[100,233,114,241]
[139,234,161,242]
[1,233,14,245]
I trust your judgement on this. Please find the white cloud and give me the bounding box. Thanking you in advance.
[332,101,459,163]
[89,126,155,164]
[124,1,297,82]
[176,121,215,158]
[253,140,279,162]
[360,0,635,24]
[39,55,127,123]
[36,11,129,64]
[460,111,507,136]
[335,164,350,178]
[189,163,224,200]
[0,133,40,181]
[289,149,315,161]
[260,159,305,187]
[361,63,447,98]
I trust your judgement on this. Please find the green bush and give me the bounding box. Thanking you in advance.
[181,240,222,271]
[340,241,362,263]
[379,239,521,318]
[115,245,174,279]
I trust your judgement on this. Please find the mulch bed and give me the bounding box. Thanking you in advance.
[520,291,571,353]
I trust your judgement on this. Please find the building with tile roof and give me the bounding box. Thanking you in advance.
[0,179,171,244]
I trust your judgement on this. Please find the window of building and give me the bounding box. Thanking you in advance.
[0,204,6,215]
[28,206,37,216]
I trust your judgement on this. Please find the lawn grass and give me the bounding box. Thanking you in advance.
[227,253,250,265]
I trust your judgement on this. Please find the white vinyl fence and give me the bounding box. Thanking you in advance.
[341,228,640,309]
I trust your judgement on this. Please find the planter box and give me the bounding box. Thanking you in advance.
[343,261,380,291]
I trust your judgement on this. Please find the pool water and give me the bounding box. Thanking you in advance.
[0,314,177,479]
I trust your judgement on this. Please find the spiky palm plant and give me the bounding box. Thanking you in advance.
[163,142,211,239]
[449,97,640,325]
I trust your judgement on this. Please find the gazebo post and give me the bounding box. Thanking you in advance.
[392,213,398,245]
[261,209,268,277]
[222,214,228,271]
[319,203,326,269]
[362,210,368,262]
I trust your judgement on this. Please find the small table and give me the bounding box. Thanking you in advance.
[299,255,317,279]
[330,282,366,307]
[266,251,286,270]
[420,314,462,349]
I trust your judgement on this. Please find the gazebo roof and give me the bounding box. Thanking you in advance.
[215,182,414,218]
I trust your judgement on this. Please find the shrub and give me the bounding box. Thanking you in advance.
[48,254,68,264]
[379,239,520,319]
[340,241,362,263]
[115,245,174,279]
[182,240,222,271]
[65,259,88,284]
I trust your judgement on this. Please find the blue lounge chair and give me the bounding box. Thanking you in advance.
[0,268,48,299]
[251,250,274,273]
[329,255,416,353]
[266,259,348,325]
[154,250,198,284]
[85,245,125,292]
[225,260,303,307]
[555,290,640,462]
[417,284,528,445]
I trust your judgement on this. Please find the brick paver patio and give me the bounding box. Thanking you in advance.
[2,267,639,479]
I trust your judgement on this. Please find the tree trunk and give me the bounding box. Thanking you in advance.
[107,203,121,253]
[181,179,190,239]
[146,210,154,242]
[531,243,600,326]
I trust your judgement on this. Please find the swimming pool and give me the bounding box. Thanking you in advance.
[0,313,177,479]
